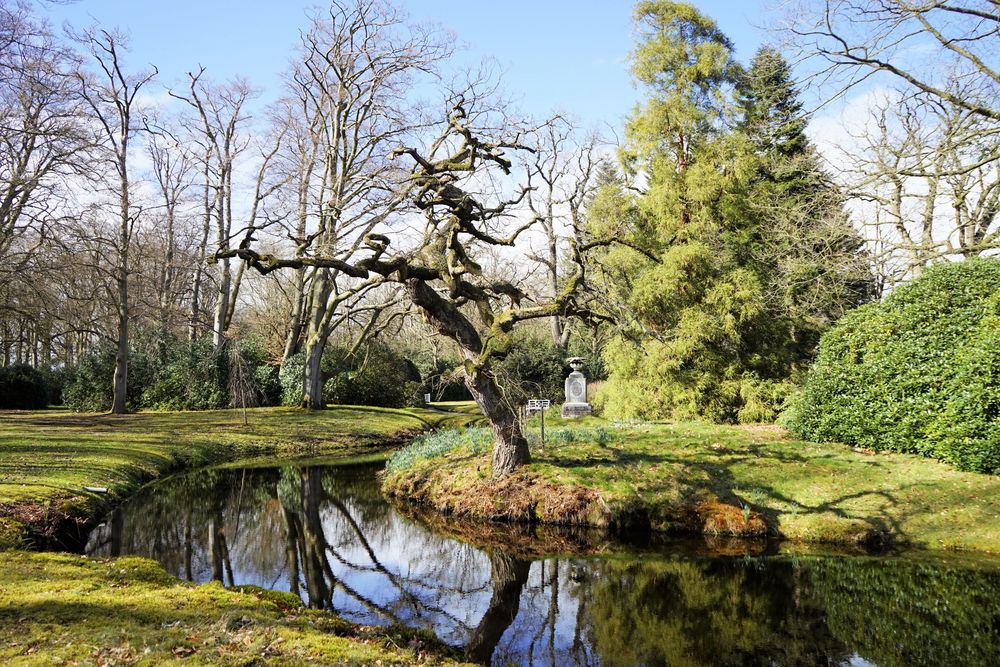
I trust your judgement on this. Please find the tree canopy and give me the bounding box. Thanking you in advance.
[590,3,872,423]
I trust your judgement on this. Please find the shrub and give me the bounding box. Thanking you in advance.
[278,352,305,407]
[784,258,1000,473]
[412,353,471,402]
[141,337,227,410]
[254,364,282,406]
[492,336,567,405]
[233,336,281,407]
[61,335,280,413]
[63,346,155,412]
[0,364,50,409]
[37,366,70,406]
[323,342,421,408]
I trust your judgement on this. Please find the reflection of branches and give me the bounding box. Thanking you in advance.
[325,492,478,631]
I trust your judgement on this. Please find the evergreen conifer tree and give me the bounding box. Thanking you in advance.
[589,6,873,423]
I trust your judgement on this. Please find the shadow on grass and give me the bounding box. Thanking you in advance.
[537,441,913,546]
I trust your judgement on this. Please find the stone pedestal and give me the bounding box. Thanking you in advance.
[561,368,592,418]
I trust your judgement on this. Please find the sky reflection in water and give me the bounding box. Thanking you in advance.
[86,463,1000,666]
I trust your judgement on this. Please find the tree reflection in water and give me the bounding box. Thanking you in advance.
[86,463,1000,667]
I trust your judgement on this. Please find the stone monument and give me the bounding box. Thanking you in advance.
[561,357,592,418]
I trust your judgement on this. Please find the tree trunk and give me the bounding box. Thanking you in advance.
[189,159,213,342]
[111,305,128,413]
[213,255,231,348]
[407,278,531,477]
[300,269,333,410]
[466,365,531,477]
[283,267,307,361]
[301,335,326,410]
[111,147,130,415]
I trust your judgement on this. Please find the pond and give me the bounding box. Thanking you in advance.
[86,461,1000,666]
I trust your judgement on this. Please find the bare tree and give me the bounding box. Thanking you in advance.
[171,71,258,348]
[147,132,195,323]
[74,27,156,413]
[0,1,87,317]
[221,96,609,477]
[846,85,999,283]
[526,119,602,349]
[261,0,451,409]
[786,0,999,121]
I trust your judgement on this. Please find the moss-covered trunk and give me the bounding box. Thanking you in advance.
[408,278,530,477]
[466,366,531,477]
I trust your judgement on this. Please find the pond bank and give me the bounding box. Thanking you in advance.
[68,456,1000,666]
[0,405,476,549]
[0,550,472,666]
[381,417,1000,552]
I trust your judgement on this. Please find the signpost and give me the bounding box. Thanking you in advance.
[526,399,551,447]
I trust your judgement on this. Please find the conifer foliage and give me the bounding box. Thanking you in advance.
[590,3,872,423]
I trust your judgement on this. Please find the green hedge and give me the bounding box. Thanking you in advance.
[784,258,1000,472]
[322,343,422,408]
[0,364,50,409]
[63,336,279,412]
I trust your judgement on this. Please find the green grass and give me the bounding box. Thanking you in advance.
[385,412,1000,552]
[0,404,478,548]
[0,550,471,666]
[427,400,483,416]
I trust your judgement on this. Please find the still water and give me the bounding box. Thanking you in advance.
[86,461,1000,666]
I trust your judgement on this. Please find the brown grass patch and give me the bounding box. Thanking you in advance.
[686,501,768,537]
[0,498,89,547]
[385,467,608,527]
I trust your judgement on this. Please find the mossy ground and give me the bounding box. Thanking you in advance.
[0,404,480,665]
[383,408,1000,552]
[0,405,477,548]
[0,550,471,666]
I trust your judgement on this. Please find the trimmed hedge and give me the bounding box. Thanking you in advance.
[784,258,1000,473]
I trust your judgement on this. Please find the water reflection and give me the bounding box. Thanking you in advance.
[86,463,1000,666]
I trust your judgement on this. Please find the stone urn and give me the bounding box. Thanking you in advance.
[562,357,592,418]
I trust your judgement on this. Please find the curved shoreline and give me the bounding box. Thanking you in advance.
[380,419,1000,554]
[0,405,471,550]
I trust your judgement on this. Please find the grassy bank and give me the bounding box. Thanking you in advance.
[0,405,477,548]
[382,414,1000,552]
[0,550,470,666]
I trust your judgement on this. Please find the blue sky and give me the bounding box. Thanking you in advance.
[44,1,772,129]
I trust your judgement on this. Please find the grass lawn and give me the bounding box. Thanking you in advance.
[383,412,1000,552]
[0,405,478,548]
[0,550,471,666]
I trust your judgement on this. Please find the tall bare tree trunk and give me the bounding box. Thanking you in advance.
[111,284,128,412]
[111,120,131,414]
[189,159,212,342]
[212,200,231,348]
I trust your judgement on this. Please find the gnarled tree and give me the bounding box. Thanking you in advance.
[221,100,604,476]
